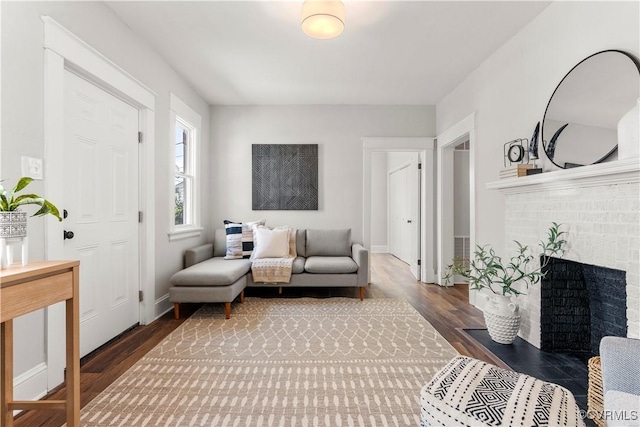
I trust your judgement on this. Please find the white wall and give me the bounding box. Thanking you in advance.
[1,1,210,391]
[436,1,639,254]
[370,152,388,250]
[209,106,435,242]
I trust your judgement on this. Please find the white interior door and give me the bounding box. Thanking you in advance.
[63,70,140,357]
[388,156,420,281]
[389,166,408,263]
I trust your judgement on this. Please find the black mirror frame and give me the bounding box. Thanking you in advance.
[541,49,640,169]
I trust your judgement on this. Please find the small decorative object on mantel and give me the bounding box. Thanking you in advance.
[526,121,543,176]
[0,177,62,268]
[499,164,533,179]
[503,138,529,168]
[444,223,567,344]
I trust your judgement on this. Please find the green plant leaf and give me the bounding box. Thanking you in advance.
[13,194,41,204]
[14,197,44,209]
[13,177,33,193]
[43,199,62,221]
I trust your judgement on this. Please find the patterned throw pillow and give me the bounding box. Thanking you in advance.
[223,219,265,259]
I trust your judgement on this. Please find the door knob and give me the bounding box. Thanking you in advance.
[64,230,75,240]
[407,220,412,223]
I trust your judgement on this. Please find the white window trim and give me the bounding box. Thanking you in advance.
[168,93,202,241]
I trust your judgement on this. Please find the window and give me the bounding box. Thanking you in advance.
[169,94,202,240]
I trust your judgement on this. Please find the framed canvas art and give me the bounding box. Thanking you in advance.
[252,144,318,210]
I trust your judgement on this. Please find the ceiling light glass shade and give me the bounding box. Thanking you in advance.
[301,0,345,40]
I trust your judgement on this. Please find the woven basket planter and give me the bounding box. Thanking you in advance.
[0,211,27,239]
[588,356,604,427]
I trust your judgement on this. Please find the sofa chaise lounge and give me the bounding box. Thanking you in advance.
[169,228,369,319]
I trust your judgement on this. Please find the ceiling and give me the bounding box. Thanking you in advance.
[105,1,550,106]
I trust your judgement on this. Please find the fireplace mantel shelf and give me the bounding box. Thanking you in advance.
[487,158,640,194]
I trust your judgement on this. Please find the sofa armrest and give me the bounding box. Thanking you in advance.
[600,336,640,396]
[184,243,214,268]
[352,243,369,287]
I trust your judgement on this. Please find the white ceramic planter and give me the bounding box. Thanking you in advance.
[482,294,521,344]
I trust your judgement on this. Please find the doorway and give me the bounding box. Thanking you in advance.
[363,138,434,283]
[453,141,471,284]
[436,114,476,303]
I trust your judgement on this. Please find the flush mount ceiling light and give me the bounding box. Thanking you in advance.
[301,0,345,40]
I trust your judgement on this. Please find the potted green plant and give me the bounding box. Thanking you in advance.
[445,222,566,344]
[0,177,62,239]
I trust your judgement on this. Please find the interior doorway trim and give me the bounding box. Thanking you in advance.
[362,137,435,282]
[436,113,476,294]
[42,16,156,389]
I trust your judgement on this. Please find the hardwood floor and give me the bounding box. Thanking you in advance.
[14,253,499,426]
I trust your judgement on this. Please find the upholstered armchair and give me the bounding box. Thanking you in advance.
[600,337,640,427]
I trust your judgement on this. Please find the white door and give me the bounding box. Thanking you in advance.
[388,155,421,280]
[63,70,140,357]
[389,166,408,262]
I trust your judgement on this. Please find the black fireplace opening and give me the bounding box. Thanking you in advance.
[540,257,627,356]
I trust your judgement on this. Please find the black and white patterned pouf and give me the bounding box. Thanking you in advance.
[420,356,585,427]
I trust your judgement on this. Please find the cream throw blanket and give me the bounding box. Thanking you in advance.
[251,257,295,283]
[251,227,297,284]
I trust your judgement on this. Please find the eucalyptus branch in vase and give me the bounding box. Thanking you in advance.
[444,222,566,297]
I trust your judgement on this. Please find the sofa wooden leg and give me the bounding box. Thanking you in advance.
[224,302,231,319]
[278,286,282,295]
[359,287,365,301]
[173,303,180,319]
[240,290,245,304]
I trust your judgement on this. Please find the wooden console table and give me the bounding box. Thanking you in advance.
[0,261,80,427]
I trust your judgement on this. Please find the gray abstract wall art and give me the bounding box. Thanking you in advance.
[252,144,318,210]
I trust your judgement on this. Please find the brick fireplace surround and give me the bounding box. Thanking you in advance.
[488,159,640,349]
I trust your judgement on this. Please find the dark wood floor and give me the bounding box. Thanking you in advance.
[14,253,500,426]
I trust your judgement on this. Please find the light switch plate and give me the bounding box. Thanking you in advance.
[21,156,43,180]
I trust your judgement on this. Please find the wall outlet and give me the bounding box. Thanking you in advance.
[21,156,43,180]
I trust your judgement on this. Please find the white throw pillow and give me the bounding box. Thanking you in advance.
[252,227,290,259]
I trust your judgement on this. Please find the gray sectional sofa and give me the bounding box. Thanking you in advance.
[169,228,369,319]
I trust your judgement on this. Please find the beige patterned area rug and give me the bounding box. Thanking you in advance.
[78,298,457,426]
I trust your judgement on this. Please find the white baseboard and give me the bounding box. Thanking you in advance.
[154,293,172,320]
[13,362,48,414]
[371,245,388,254]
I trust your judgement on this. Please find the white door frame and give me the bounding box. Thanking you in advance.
[436,113,476,298]
[42,16,156,389]
[362,137,435,283]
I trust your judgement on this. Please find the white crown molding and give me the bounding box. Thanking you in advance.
[487,158,640,194]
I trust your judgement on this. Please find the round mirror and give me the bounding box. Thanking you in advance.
[542,50,640,169]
